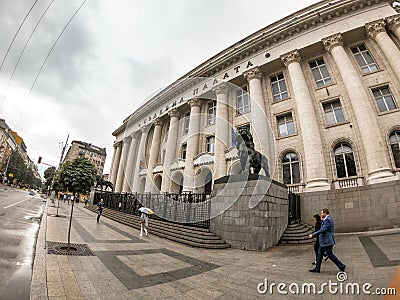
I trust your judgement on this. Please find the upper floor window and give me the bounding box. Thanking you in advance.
[271,73,288,102]
[181,143,187,159]
[236,88,249,114]
[183,112,190,134]
[334,143,357,178]
[372,86,397,113]
[389,131,400,168]
[207,101,216,126]
[351,44,379,74]
[277,113,295,137]
[309,58,332,87]
[282,152,301,185]
[323,99,345,125]
[206,136,215,153]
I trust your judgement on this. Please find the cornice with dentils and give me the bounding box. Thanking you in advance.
[114,0,393,137]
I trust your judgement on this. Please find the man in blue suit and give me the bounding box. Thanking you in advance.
[308,208,346,273]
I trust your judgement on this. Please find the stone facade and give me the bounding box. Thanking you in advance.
[210,176,288,251]
[111,0,400,195]
[301,179,400,232]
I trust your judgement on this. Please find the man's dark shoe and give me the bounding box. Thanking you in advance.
[340,265,346,272]
[309,269,320,273]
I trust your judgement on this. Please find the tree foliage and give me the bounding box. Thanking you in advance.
[56,157,97,195]
[44,166,56,189]
[7,150,42,187]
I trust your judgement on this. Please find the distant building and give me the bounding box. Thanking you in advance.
[0,119,17,176]
[64,141,106,175]
[10,130,28,164]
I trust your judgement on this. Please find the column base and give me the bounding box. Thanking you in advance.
[304,178,331,192]
[367,168,395,185]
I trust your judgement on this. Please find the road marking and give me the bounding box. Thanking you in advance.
[3,198,30,209]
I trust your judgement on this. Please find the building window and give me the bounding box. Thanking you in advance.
[207,101,216,125]
[334,143,357,178]
[372,86,397,113]
[389,131,400,168]
[351,44,379,74]
[271,73,288,101]
[277,113,295,137]
[183,112,190,134]
[309,58,332,87]
[282,152,301,185]
[181,143,187,159]
[206,136,215,153]
[236,87,249,114]
[323,99,345,125]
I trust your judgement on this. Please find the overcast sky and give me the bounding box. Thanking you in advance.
[0,0,319,177]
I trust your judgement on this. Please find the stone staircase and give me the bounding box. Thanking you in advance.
[85,206,230,249]
[279,223,314,245]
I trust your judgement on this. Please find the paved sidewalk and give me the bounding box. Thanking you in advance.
[31,200,399,299]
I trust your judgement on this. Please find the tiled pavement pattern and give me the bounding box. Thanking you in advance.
[31,201,400,299]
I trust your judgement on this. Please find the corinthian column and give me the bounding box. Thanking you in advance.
[144,118,164,193]
[243,67,271,164]
[366,19,400,82]
[110,142,122,186]
[322,33,394,183]
[182,98,202,192]
[161,109,180,193]
[132,126,149,193]
[213,84,230,180]
[386,14,400,40]
[281,50,330,191]
[122,132,139,192]
[115,136,131,192]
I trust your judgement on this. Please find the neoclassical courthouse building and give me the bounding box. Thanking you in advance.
[109,0,400,195]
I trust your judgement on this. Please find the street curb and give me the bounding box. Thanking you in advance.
[30,200,48,300]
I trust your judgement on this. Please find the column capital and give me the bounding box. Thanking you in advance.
[130,131,140,139]
[113,141,122,148]
[168,109,180,119]
[280,49,301,67]
[122,136,131,144]
[188,98,202,108]
[153,118,163,127]
[322,33,343,52]
[243,66,262,81]
[212,83,229,95]
[140,124,150,133]
[365,19,386,39]
[386,14,400,32]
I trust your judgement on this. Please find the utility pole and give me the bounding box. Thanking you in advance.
[58,134,69,167]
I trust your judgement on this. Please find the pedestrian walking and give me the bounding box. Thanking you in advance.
[309,208,346,273]
[139,212,148,237]
[97,199,104,223]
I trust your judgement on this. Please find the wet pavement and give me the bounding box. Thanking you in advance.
[0,187,45,300]
[31,200,400,299]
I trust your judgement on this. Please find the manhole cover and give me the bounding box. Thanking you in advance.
[46,241,94,256]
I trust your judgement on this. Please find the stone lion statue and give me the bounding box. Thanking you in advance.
[234,127,270,177]
[95,175,114,192]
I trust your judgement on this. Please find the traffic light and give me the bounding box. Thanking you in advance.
[38,157,42,164]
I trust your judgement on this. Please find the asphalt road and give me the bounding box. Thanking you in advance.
[0,186,45,300]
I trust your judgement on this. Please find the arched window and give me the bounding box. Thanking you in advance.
[282,152,300,184]
[389,131,400,168]
[334,143,357,178]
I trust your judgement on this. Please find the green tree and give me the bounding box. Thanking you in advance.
[57,156,97,250]
[7,150,27,183]
[44,166,56,190]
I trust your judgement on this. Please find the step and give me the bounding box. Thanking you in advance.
[86,206,230,249]
[283,227,313,234]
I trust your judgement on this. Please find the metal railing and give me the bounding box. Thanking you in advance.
[288,192,301,225]
[93,190,211,228]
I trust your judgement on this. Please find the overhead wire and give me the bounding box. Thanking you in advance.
[0,0,40,72]
[28,0,88,97]
[7,0,56,89]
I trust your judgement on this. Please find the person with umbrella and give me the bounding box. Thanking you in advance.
[139,206,154,237]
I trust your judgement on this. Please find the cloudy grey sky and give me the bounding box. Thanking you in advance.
[0,0,319,177]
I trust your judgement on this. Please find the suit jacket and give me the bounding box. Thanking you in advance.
[312,215,335,247]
